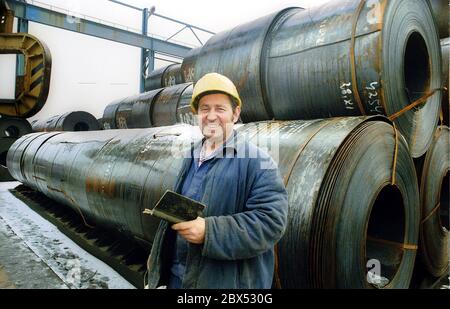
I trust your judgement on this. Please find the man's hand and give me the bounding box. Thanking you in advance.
[171,217,206,244]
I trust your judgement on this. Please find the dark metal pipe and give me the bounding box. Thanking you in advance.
[182,1,442,158]
[145,63,184,91]
[7,116,420,288]
[102,83,196,129]
[417,126,449,278]
[30,111,100,132]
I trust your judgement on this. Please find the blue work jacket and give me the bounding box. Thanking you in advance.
[147,132,288,289]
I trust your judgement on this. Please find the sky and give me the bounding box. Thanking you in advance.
[0,0,331,120]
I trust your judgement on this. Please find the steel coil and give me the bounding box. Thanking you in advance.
[181,8,301,121]
[417,126,449,278]
[0,115,31,181]
[102,84,196,129]
[101,98,124,129]
[30,111,100,132]
[7,116,420,288]
[441,38,449,126]
[102,89,163,129]
[182,0,442,158]
[145,63,184,91]
[0,116,32,138]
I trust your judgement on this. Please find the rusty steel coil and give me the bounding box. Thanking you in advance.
[181,8,301,121]
[145,63,184,91]
[30,111,100,132]
[0,33,52,118]
[182,0,442,158]
[417,126,449,278]
[6,116,420,288]
[0,116,31,138]
[102,84,196,129]
[101,89,163,129]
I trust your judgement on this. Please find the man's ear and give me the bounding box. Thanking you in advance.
[233,106,241,123]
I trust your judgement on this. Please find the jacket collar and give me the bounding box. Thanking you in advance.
[191,130,239,159]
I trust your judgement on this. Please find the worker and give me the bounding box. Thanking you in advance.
[146,73,288,289]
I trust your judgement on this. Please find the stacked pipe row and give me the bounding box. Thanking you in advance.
[144,0,443,159]
[7,117,421,288]
[0,116,32,181]
[101,83,197,130]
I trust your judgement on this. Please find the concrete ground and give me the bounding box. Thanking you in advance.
[0,181,134,289]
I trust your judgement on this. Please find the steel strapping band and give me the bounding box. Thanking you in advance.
[421,203,441,225]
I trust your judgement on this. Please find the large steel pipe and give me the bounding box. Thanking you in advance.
[183,0,442,158]
[30,111,100,132]
[102,83,196,129]
[145,63,184,91]
[417,126,449,278]
[7,117,420,288]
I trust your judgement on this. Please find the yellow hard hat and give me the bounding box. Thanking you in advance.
[190,73,242,113]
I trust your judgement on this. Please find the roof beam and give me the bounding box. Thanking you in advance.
[6,0,191,58]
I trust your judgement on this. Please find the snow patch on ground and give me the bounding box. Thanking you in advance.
[0,182,135,289]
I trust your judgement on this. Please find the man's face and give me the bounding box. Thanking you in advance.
[197,93,241,142]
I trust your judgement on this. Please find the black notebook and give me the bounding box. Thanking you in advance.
[143,190,206,224]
